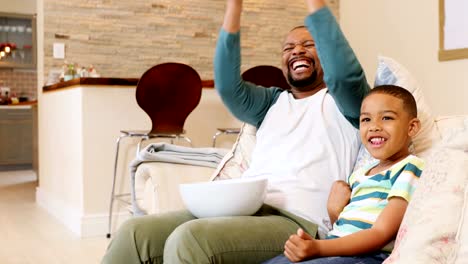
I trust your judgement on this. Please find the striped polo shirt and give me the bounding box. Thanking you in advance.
[327,155,424,248]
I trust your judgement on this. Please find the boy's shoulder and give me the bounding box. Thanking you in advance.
[389,155,425,181]
[397,155,425,172]
[349,155,424,184]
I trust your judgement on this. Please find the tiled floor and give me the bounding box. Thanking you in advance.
[0,170,109,264]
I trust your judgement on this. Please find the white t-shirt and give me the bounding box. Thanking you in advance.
[243,88,360,238]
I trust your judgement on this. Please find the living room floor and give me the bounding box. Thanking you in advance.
[0,170,108,264]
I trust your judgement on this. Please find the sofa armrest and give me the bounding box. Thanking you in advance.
[135,162,215,214]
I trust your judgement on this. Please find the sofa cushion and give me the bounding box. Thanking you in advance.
[384,116,468,264]
[136,162,215,214]
[211,123,257,181]
[454,185,468,264]
[443,117,468,264]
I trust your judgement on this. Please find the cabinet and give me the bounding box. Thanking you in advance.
[0,12,36,68]
[0,107,35,166]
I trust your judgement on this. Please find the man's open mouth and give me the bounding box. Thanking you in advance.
[289,58,313,73]
[292,60,311,71]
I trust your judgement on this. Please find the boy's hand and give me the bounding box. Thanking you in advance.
[284,228,320,262]
[327,180,351,225]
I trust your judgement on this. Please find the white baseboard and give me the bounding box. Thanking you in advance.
[36,187,132,237]
[81,212,132,237]
[36,187,83,235]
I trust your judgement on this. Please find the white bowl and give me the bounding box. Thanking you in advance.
[179,177,268,218]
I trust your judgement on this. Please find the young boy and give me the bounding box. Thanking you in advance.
[263,85,424,264]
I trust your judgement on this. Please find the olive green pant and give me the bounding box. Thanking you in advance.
[101,205,318,264]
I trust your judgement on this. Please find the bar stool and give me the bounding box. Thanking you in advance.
[212,128,240,147]
[107,62,202,238]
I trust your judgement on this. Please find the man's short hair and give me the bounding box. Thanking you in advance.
[366,85,418,118]
[290,25,306,32]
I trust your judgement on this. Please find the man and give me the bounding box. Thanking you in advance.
[215,0,368,240]
[102,1,369,263]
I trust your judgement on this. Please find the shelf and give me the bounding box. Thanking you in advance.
[0,12,36,69]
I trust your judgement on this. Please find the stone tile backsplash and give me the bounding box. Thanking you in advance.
[44,0,339,81]
[0,68,37,100]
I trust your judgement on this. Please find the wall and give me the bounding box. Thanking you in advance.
[340,0,468,116]
[0,69,37,99]
[0,0,36,14]
[0,0,37,100]
[42,0,339,80]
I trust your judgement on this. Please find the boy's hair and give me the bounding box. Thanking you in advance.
[366,85,418,118]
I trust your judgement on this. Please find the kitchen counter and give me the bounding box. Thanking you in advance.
[43,78,139,92]
[0,100,38,109]
[43,78,214,92]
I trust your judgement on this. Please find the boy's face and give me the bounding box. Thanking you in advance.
[360,93,420,162]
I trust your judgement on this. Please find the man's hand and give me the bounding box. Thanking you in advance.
[327,180,351,225]
[222,0,243,33]
[284,228,320,262]
[305,0,326,14]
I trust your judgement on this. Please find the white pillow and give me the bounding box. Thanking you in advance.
[442,117,468,264]
[211,123,257,181]
[384,117,468,264]
[354,56,441,171]
[374,56,440,155]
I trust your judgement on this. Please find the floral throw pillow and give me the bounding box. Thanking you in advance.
[384,117,468,264]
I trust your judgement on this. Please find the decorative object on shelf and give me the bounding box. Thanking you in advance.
[63,62,78,81]
[0,42,16,60]
[88,65,100,78]
[60,62,100,82]
[0,81,11,105]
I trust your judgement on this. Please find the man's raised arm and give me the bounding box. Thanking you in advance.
[214,0,281,128]
[222,0,242,33]
[305,0,370,128]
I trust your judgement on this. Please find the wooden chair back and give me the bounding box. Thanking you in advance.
[136,62,202,134]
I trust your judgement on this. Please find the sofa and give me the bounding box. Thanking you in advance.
[133,57,468,263]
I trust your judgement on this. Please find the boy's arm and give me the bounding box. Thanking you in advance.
[305,0,370,128]
[284,197,408,261]
[327,180,351,225]
[214,0,282,127]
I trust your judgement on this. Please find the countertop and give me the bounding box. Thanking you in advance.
[0,100,37,109]
[43,77,215,92]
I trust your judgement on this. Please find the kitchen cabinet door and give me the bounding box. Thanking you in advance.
[0,108,33,165]
[0,12,36,69]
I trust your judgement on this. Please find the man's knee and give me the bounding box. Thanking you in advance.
[164,220,212,263]
[117,217,143,237]
[102,218,147,264]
